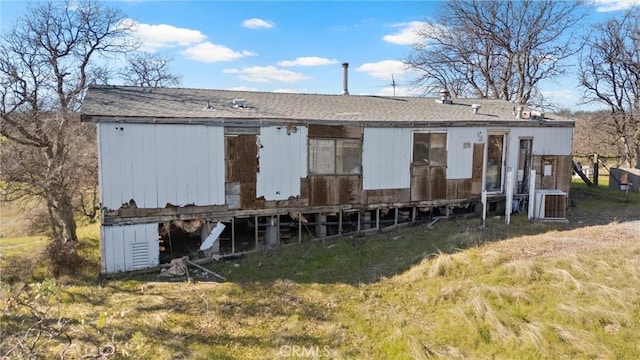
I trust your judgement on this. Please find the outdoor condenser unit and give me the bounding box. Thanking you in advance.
[534,190,567,219]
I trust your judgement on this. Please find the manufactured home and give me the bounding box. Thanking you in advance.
[81,81,574,274]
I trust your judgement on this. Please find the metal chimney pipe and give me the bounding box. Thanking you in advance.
[342,62,349,95]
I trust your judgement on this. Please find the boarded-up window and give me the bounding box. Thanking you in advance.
[412,132,447,166]
[336,140,361,174]
[309,139,361,175]
[309,139,335,174]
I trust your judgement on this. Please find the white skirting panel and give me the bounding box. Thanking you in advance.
[101,223,159,274]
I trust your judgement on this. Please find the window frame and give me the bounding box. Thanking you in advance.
[308,138,362,175]
[485,132,508,193]
[411,131,448,167]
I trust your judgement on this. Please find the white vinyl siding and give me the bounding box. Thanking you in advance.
[98,123,225,210]
[256,126,308,200]
[362,127,412,190]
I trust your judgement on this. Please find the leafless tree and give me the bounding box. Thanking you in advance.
[406,0,588,105]
[572,110,629,165]
[120,52,182,87]
[0,0,135,249]
[579,8,640,168]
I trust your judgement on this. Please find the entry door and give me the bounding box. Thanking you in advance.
[410,132,447,201]
[485,133,507,192]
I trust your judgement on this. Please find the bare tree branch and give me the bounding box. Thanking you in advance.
[406,0,588,105]
[119,52,182,87]
[0,0,135,246]
[579,8,640,168]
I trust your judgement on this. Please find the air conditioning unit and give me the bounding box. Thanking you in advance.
[534,190,567,219]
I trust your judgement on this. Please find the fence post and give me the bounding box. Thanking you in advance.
[593,153,599,186]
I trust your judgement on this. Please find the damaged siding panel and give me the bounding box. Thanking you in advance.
[309,139,336,174]
[225,135,259,209]
[129,125,145,207]
[102,223,159,273]
[411,166,447,201]
[225,135,257,183]
[98,123,225,210]
[447,179,473,199]
[257,126,308,201]
[362,127,412,190]
[98,123,135,210]
[308,175,360,206]
[98,123,114,209]
[308,124,362,139]
[472,143,484,194]
[363,189,411,204]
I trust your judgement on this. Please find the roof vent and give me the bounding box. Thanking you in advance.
[437,88,452,104]
[531,110,545,120]
[471,104,481,114]
[232,98,246,108]
[515,105,524,119]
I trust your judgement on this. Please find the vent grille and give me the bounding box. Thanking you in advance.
[544,194,566,218]
[130,242,149,269]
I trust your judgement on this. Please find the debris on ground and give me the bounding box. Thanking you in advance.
[159,256,188,277]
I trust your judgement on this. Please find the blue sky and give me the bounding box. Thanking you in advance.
[1,0,639,111]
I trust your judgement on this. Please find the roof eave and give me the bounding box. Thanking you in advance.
[81,115,574,128]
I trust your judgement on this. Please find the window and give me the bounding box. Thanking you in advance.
[412,132,447,166]
[309,139,361,175]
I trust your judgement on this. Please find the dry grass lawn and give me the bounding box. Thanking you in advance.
[1,179,639,359]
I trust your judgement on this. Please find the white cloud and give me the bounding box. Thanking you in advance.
[223,66,310,83]
[382,21,428,45]
[125,19,206,52]
[356,60,408,80]
[278,57,339,67]
[183,42,255,63]
[242,18,275,29]
[594,0,640,12]
[540,89,580,109]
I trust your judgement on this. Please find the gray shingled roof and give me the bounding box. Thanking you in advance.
[80,85,572,125]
